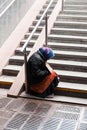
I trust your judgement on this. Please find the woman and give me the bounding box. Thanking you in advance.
[27,47,59,98]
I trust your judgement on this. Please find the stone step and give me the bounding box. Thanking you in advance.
[65,1,87,5]
[54,21,87,29]
[2,65,22,76]
[57,14,87,22]
[54,50,87,62]
[48,59,87,72]
[9,55,87,72]
[32,20,45,26]
[29,26,43,33]
[62,10,87,15]
[9,55,24,66]
[51,27,87,37]
[14,47,87,62]
[15,47,31,55]
[0,75,15,86]
[55,69,87,84]
[48,34,87,44]
[55,81,87,98]
[64,5,87,10]
[20,39,35,47]
[21,91,87,104]
[40,9,52,15]
[36,14,50,20]
[48,42,87,52]
[24,32,39,39]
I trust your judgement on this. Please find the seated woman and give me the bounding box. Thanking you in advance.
[27,47,59,98]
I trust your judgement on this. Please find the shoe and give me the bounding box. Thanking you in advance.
[46,93,54,98]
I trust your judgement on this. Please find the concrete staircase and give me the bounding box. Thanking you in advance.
[0,0,87,102]
[0,0,58,87]
[47,0,87,98]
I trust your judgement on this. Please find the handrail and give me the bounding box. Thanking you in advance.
[21,0,54,52]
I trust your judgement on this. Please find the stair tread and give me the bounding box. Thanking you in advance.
[52,27,87,32]
[48,59,87,67]
[0,75,15,82]
[48,42,87,48]
[3,65,22,71]
[49,34,87,40]
[55,69,87,78]
[20,92,87,105]
[63,10,87,13]
[54,50,87,56]
[58,14,87,18]
[9,56,87,67]
[58,81,87,91]
[55,21,87,25]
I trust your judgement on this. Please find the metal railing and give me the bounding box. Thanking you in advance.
[21,0,64,93]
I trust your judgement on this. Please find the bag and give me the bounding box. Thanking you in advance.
[30,71,58,94]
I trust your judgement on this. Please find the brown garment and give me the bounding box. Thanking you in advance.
[30,71,58,94]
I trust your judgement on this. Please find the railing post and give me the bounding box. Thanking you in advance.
[62,0,64,11]
[24,48,29,93]
[45,12,48,46]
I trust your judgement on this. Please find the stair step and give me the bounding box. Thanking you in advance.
[29,26,43,33]
[13,49,87,63]
[48,42,87,52]
[3,65,22,76]
[65,1,87,5]
[55,82,87,98]
[58,81,87,92]
[62,10,87,15]
[9,55,24,65]
[48,34,87,44]
[24,32,39,39]
[54,21,87,29]
[0,75,15,86]
[64,5,87,10]
[20,92,87,105]
[15,47,31,55]
[48,59,87,72]
[20,39,35,46]
[55,69,87,84]
[57,14,87,22]
[51,28,87,37]
[54,50,87,61]
[32,20,45,26]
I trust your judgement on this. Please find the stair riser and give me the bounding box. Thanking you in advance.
[51,29,87,37]
[36,15,50,20]
[62,11,87,15]
[24,34,39,40]
[57,17,87,22]
[60,75,87,84]
[64,6,87,10]
[29,27,43,33]
[9,58,87,72]
[9,60,24,66]
[65,2,87,5]
[15,50,30,56]
[55,54,87,62]
[32,20,45,26]
[20,41,34,47]
[50,63,87,72]
[54,22,87,29]
[40,10,52,15]
[2,70,19,76]
[48,45,87,52]
[55,90,87,98]
[48,36,87,44]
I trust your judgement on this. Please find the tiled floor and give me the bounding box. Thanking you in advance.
[0,94,86,130]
